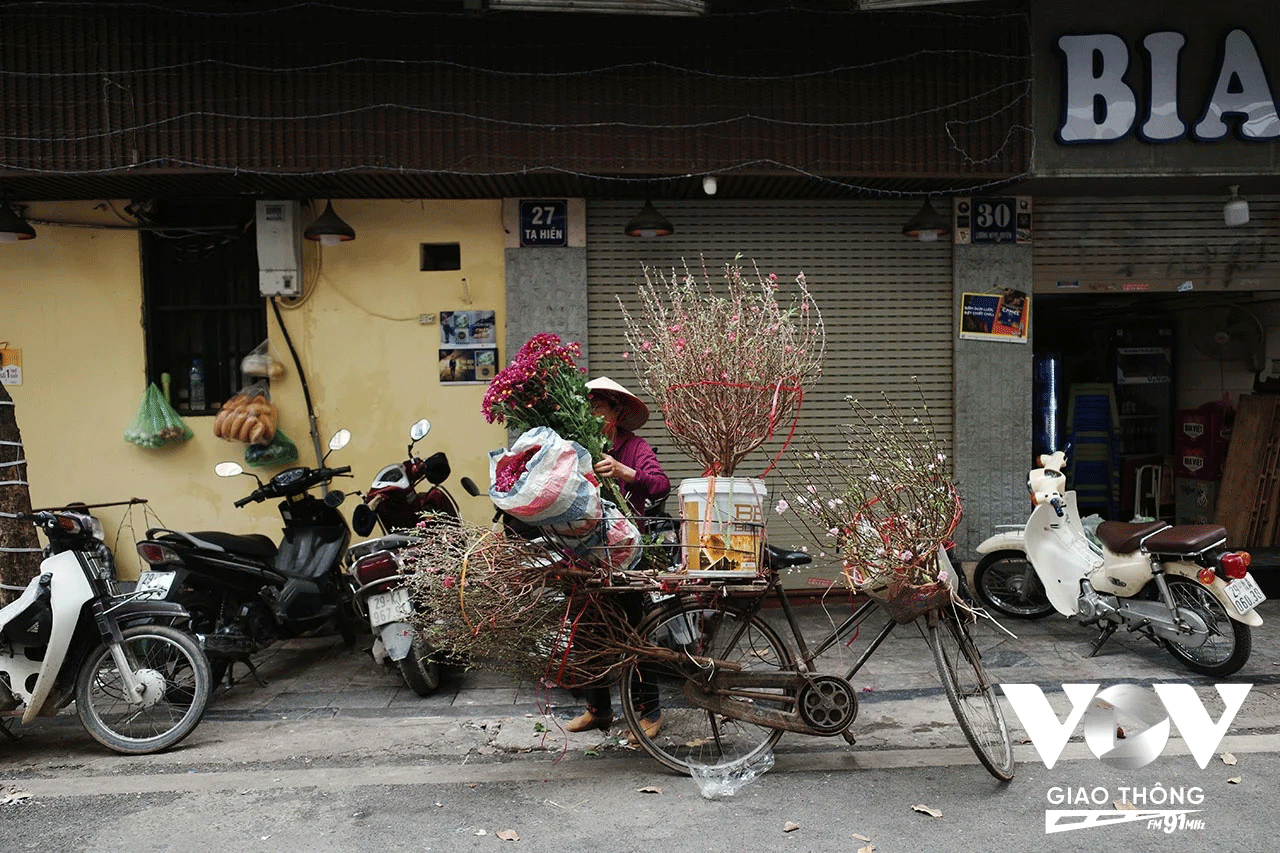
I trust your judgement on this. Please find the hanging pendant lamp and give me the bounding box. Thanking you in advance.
[902,197,951,243]
[0,202,36,242]
[625,200,674,238]
[304,200,356,246]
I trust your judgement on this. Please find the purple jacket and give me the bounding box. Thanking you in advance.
[610,430,670,519]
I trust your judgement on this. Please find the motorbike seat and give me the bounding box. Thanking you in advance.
[1142,524,1228,556]
[1095,520,1170,555]
[156,529,278,560]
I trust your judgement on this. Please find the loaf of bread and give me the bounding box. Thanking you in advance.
[213,391,278,445]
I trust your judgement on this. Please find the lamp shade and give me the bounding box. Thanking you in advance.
[0,203,36,242]
[303,200,356,245]
[902,197,951,242]
[624,200,674,237]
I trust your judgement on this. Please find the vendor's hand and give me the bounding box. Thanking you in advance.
[594,454,636,483]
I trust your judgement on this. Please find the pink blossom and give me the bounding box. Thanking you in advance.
[641,340,652,351]
[622,351,630,359]
[668,324,682,333]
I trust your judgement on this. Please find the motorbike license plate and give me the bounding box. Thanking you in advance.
[135,571,175,598]
[1225,574,1266,613]
[368,586,411,627]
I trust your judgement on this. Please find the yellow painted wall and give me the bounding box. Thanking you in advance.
[3,199,507,579]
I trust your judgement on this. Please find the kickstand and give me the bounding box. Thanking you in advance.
[1088,624,1117,657]
[225,658,269,689]
[840,728,857,746]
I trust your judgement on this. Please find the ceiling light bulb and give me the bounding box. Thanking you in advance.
[702,176,717,196]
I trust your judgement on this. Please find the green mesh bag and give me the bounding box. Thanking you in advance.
[124,383,193,449]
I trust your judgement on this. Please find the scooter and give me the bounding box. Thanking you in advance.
[1,508,211,753]
[135,429,356,687]
[999,451,1263,676]
[346,418,459,696]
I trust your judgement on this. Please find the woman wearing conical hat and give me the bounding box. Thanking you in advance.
[564,377,669,740]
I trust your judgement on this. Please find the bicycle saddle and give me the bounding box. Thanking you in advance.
[765,544,811,570]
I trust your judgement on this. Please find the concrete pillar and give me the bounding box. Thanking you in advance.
[952,244,1034,559]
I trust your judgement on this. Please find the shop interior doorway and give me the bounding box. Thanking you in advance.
[1032,291,1277,524]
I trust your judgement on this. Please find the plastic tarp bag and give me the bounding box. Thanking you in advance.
[554,500,642,572]
[688,750,775,800]
[488,426,602,526]
[213,380,278,445]
[244,426,299,468]
[124,382,193,448]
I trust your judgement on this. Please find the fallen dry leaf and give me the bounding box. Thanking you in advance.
[1222,753,1238,766]
[852,833,871,842]
[783,821,801,832]
[1227,777,1242,785]
[637,786,662,795]
[1114,800,1137,810]
[497,830,520,842]
[858,846,875,853]
[1116,725,1126,739]
[912,804,943,818]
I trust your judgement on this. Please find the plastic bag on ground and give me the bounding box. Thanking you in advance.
[124,382,193,448]
[688,750,775,800]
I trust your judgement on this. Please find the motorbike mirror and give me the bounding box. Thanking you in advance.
[409,418,431,443]
[459,476,483,497]
[328,429,351,452]
[324,489,346,509]
[352,503,377,536]
[215,461,245,478]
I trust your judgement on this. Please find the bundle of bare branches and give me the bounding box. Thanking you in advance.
[780,387,961,622]
[400,518,647,689]
[620,255,824,476]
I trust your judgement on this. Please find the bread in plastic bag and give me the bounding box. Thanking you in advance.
[244,426,299,468]
[240,339,285,379]
[124,382,194,448]
[213,380,278,445]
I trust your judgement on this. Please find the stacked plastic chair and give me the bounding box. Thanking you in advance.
[1065,383,1121,519]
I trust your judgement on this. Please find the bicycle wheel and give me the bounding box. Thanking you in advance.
[620,599,796,776]
[75,624,212,755]
[929,607,1014,780]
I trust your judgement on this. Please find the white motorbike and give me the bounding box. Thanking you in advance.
[1,509,212,753]
[978,452,1263,676]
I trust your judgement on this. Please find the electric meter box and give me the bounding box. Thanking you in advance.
[255,200,302,297]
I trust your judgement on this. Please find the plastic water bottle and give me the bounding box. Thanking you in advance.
[189,358,206,410]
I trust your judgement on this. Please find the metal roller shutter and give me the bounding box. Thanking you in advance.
[585,199,954,586]
[1033,195,1280,293]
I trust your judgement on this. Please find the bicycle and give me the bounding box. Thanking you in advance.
[613,543,1015,781]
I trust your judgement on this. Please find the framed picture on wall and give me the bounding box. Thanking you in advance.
[440,310,496,346]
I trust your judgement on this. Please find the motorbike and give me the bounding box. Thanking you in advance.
[976,450,1263,676]
[135,429,356,687]
[1,508,211,753]
[346,418,460,696]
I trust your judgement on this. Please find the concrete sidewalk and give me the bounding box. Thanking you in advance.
[199,597,1280,757]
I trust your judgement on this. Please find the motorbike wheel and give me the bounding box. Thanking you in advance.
[1160,576,1252,677]
[973,550,1054,619]
[75,624,212,755]
[397,636,442,696]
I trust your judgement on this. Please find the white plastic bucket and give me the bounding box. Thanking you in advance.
[677,477,767,574]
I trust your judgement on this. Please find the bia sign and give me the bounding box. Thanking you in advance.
[1001,683,1252,770]
[1058,29,1279,143]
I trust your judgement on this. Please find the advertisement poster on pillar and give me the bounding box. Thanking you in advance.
[959,290,1030,343]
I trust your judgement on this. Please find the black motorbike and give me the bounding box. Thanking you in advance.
[135,429,356,686]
